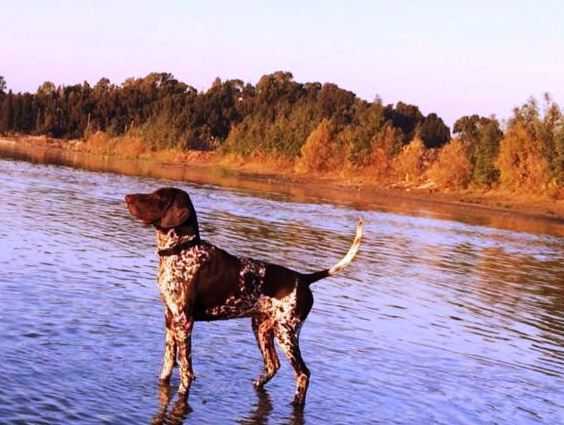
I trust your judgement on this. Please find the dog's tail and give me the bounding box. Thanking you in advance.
[300,218,363,286]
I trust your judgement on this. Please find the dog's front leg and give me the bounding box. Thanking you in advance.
[173,310,195,396]
[160,307,177,383]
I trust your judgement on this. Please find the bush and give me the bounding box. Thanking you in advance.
[295,119,343,173]
[428,139,472,189]
[392,137,428,183]
[370,124,402,181]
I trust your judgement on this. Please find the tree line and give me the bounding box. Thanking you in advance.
[0,72,562,193]
[0,71,449,150]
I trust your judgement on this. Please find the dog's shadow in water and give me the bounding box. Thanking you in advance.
[151,383,305,425]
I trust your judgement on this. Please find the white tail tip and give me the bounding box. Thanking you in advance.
[328,217,363,275]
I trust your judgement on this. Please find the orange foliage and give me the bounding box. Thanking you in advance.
[295,119,343,173]
[496,122,551,191]
[428,139,472,189]
[370,124,402,181]
[392,138,428,183]
[83,131,146,158]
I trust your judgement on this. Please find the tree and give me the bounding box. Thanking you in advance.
[496,121,551,191]
[540,94,563,184]
[342,102,385,167]
[371,123,402,181]
[555,122,564,185]
[384,102,424,143]
[499,96,563,190]
[453,114,482,142]
[0,90,14,133]
[0,71,453,171]
[428,139,472,189]
[453,114,503,186]
[296,119,340,173]
[418,113,450,148]
[392,137,428,183]
[0,76,6,94]
[37,81,56,96]
[473,119,502,186]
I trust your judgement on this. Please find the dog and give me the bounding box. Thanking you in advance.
[125,187,362,406]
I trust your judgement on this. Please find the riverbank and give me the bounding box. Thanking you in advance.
[1,135,563,233]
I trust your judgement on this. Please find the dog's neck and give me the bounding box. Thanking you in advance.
[156,225,200,254]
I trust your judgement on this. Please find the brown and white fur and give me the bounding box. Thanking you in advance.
[124,187,362,407]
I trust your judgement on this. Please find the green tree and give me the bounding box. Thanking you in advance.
[0,71,453,171]
[384,102,424,144]
[453,114,483,142]
[342,101,385,167]
[453,114,503,186]
[0,90,14,133]
[472,120,502,186]
[540,94,563,183]
[417,113,450,148]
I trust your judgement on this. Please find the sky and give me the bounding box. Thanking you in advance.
[2,0,564,127]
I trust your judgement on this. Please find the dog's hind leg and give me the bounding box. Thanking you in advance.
[274,324,310,407]
[252,317,280,388]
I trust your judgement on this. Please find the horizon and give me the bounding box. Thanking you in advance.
[3,1,564,127]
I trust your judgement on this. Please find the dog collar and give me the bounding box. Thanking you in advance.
[158,237,201,257]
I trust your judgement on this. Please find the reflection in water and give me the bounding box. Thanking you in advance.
[237,389,274,425]
[474,247,564,374]
[151,384,305,425]
[0,156,564,424]
[152,383,191,425]
[238,388,305,425]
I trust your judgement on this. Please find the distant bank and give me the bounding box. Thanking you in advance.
[1,135,563,236]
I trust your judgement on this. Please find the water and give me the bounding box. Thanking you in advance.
[0,157,563,425]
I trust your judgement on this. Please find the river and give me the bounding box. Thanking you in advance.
[0,156,563,424]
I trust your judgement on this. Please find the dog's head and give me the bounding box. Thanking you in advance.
[125,187,199,234]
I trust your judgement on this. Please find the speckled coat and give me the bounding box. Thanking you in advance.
[156,229,312,404]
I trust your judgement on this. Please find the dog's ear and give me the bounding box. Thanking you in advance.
[159,190,192,229]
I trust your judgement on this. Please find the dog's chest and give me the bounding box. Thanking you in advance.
[158,245,212,304]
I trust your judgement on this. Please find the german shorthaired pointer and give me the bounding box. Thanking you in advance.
[125,187,362,406]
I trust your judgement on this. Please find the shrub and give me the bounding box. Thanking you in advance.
[428,139,472,189]
[392,137,428,183]
[370,124,402,181]
[295,119,343,173]
[84,131,112,154]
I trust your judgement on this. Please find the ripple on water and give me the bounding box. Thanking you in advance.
[0,157,563,424]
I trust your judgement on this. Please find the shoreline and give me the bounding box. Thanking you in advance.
[1,135,563,236]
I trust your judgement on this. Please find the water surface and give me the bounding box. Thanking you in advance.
[0,157,563,424]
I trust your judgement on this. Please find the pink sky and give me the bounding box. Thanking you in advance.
[2,1,563,126]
